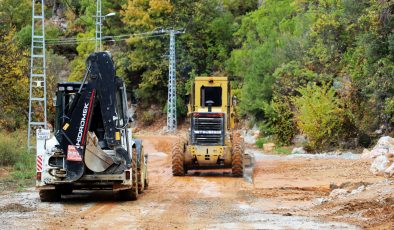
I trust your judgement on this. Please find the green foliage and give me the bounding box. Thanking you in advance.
[0,131,30,167]
[255,136,271,149]
[119,0,253,108]
[141,111,156,126]
[68,30,95,81]
[0,29,29,131]
[384,97,394,123]
[274,147,291,155]
[261,97,296,146]
[227,0,313,117]
[16,25,32,48]
[229,0,393,146]
[0,131,34,190]
[292,83,345,150]
[0,0,31,31]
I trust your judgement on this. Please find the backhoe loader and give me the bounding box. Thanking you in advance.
[36,52,148,201]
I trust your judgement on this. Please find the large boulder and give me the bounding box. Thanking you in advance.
[370,155,391,176]
[291,147,306,154]
[384,162,394,178]
[384,152,394,178]
[361,136,394,159]
[263,143,276,152]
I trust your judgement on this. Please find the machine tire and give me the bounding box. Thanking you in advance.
[119,148,138,201]
[137,168,144,193]
[39,189,60,202]
[232,137,244,177]
[58,185,73,195]
[138,150,145,193]
[144,175,149,189]
[144,154,149,189]
[172,141,185,176]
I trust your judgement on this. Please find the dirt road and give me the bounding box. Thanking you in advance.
[0,135,393,229]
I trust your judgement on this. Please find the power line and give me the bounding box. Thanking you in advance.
[45,29,185,45]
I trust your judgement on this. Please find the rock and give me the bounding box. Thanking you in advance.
[350,185,365,195]
[362,136,394,159]
[386,151,394,160]
[292,135,307,145]
[370,155,391,176]
[291,147,306,155]
[384,162,394,178]
[375,136,394,149]
[329,189,348,198]
[361,148,372,159]
[263,143,276,152]
[244,130,257,145]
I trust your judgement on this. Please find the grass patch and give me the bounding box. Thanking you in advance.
[0,131,35,191]
[255,136,272,148]
[274,147,292,155]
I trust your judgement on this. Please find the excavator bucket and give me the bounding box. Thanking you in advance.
[243,152,255,183]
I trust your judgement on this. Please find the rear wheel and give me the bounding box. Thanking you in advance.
[143,152,149,189]
[39,189,60,202]
[119,148,138,201]
[232,136,244,177]
[172,141,185,176]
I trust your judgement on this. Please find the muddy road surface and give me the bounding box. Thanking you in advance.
[0,135,393,229]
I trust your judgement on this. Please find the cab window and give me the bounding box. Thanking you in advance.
[201,86,222,107]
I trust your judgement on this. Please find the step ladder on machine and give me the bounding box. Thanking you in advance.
[27,0,47,148]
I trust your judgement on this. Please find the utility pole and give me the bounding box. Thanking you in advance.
[165,29,184,132]
[28,0,47,148]
[167,30,177,132]
[95,0,102,51]
[95,0,115,52]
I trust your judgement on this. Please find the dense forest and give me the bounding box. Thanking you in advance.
[0,0,393,150]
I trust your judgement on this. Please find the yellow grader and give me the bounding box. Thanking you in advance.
[172,76,252,177]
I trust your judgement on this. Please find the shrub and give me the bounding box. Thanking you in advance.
[0,131,35,185]
[0,131,27,166]
[261,97,296,146]
[255,137,270,148]
[291,83,345,150]
[274,147,291,155]
[141,111,156,126]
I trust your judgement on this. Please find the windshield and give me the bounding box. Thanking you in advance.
[201,86,222,107]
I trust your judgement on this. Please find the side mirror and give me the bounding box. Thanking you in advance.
[232,96,237,107]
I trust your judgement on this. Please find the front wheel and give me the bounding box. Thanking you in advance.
[172,141,185,176]
[231,137,244,177]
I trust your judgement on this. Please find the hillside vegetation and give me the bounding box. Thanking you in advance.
[0,0,393,150]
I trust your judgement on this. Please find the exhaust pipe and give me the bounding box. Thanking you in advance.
[206,100,214,112]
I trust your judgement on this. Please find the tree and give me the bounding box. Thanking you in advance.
[0,29,29,130]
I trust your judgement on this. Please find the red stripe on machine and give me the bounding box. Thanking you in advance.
[36,155,43,172]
